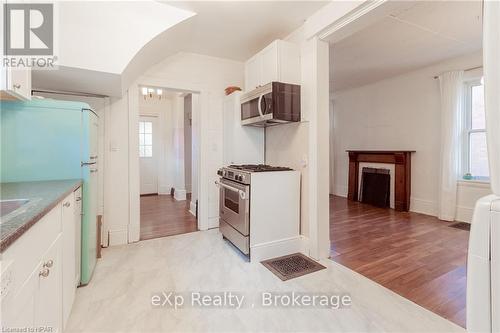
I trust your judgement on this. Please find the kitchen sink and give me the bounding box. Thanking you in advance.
[0,199,30,218]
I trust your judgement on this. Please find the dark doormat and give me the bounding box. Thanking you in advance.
[261,253,326,281]
[448,222,471,231]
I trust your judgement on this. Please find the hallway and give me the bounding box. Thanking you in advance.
[140,194,197,240]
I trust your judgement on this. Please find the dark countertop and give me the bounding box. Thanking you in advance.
[0,179,82,253]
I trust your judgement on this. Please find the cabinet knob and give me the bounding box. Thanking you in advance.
[13,84,21,89]
[63,202,71,208]
[75,197,82,202]
[44,259,54,268]
[39,268,50,278]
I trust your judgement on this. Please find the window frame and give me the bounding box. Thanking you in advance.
[139,120,153,158]
[461,79,489,181]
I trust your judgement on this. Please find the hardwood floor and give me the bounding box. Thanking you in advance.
[330,195,469,327]
[140,194,197,241]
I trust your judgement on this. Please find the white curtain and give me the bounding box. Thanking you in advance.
[484,1,500,196]
[438,71,464,221]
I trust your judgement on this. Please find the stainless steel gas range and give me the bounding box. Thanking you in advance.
[216,164,299,258]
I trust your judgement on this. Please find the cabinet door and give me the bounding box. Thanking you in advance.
[61,192,76,328]
[244,55,262,91]
[6,68,32,100]
[35,235,62,332]
[260,41,279,86]
[74,187,82,286]
[277,41,301,85]
[1,267,38,329]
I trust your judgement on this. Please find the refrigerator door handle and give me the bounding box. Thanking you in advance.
[81,161,97,166]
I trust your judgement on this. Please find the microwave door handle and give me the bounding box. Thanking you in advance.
[257,94,264,118]
[215,181,246,200]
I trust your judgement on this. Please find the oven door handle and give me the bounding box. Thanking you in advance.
[215,181,246,200]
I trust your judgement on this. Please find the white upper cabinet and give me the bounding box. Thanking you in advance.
[1,67,32,101]
[244,40,300,92]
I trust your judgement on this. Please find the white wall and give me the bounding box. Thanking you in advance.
[104,52,244,245]
[105,96,130,245]
[265,26,331,259]
[265,27,310,238]
[331,51,491,222]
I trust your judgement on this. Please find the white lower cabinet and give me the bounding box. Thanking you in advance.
[1,187,81,332]
[62,191,77,328]
[35,235,63,330]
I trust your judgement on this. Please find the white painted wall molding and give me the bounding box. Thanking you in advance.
[483,0,500,195]
[333,185,348,198]
[174,188,187,201]
[456,206,474,224]
[108,229,128,246]
[299,235,310,255]
[128,86,141,243]
[305,37,330,260]
[208,216,219,230]
[189,201,196,217]
[316,0,387,41]
[250,236,302,263]
[410,197,438,217]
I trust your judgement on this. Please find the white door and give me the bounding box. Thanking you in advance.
[139,116,159,195]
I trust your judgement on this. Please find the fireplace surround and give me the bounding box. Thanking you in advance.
[347,150,415,211]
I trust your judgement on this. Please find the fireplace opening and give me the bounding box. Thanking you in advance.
[359,167,390,208]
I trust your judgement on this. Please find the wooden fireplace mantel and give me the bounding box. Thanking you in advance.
[347,150,415,211]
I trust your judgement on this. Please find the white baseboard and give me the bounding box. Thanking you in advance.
[455,205,473,223]
[189,201,196,217]
[333,185,348,197]
[299,235,310,255]
[158,184,172,195]
[108,229,128,246]
[250,236,302,262]
[410,197,438,217]
[174,188,187,201]
[208,216,219,229]
[410,198,474,223]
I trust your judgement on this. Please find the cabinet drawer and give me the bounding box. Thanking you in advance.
[1,203,62,297]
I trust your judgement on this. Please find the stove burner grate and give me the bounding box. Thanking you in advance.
[228,164,292,172]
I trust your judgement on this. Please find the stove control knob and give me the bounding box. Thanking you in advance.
[239,175,244,182]
[217,170,223,176]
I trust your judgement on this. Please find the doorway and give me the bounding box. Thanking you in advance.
[138,87,197,240]
[326,0,485,327]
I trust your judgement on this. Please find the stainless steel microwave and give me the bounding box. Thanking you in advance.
[240,82,300,127]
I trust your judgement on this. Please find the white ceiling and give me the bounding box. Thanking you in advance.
[34,0,327,97]
[57,1,194,74]
[331,0,483,92]
[161,1,328,61]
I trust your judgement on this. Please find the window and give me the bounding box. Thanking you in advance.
[462,80,489,180]
[139,121,153,157]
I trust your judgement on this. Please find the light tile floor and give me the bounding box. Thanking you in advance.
[66,229,465,332]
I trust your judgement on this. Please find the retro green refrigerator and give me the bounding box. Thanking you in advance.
[1,99,99,285]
